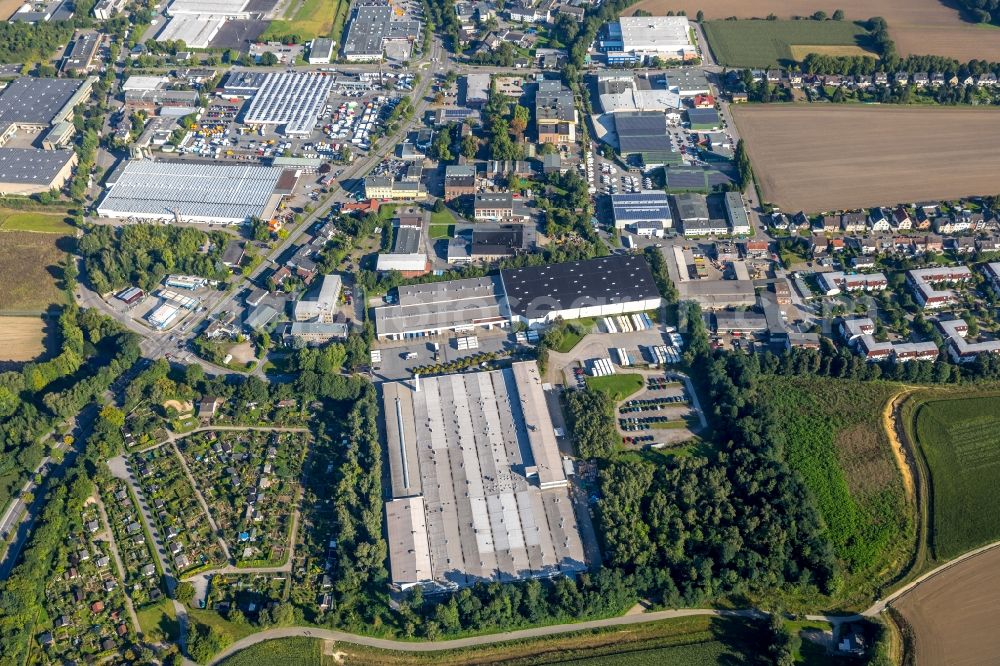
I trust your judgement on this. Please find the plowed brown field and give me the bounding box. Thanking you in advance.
[895,545,1000,666]
[626,0,1000,61]
[730,105,1000,212]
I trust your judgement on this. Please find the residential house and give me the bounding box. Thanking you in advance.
[912,72,929,87]
[868,207,891,232]
[841,211,867,233]
[814,215,839,233]
[874,72,889,86]
[892,206,912,230]
[946,236,977,254]
[893,71,909,86]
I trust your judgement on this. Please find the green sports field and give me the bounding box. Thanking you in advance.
[913,394,1000,559]
[703,19,875,67]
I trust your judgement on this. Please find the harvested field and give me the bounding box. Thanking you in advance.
[0,0,21,19]
[0,231,69,313]
[895,545,1000,666]
[731,105,1000,212]
[627,0,1000,61]
[702,19,873,67]
[0,316,46,362]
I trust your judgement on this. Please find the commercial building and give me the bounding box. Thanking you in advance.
[907,266,972,309]
[0,148,76,195]
[383,361,586,590]
[444,164,476,200]
[374,275,507,340]
[97,161,293,225]
[500,254,662,326]
[342,2,421,61]
[308,37,335,64]
[474,192,530,222]
[0,77,93,134]
[665,68,711,96]
[601,16,696,64]
[535,80,576,145]
[610,191,673,231]
[287,321,349,343]
[682,218,728,236]
[243,72,335,136]
[613,112,681,166]
[596,71,681,113]
[375,253,429,276]
[364,164,427,201]
[465,73,491,108]
[447,224,534,263]
[724,192,751,234]
[817,271,889,296]
[61,32,102,75]
[157,0,251,48]
[714,309,768,335]
[293,274,342,323]
[686,107,720,130]
[93,0,127,19]
[673,192,709,225]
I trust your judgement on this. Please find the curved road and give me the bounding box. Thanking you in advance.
[208,609,766,664]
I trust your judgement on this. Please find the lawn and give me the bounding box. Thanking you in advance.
[218,637,324,666]
[428,224,454,239]
[261,0,346,41]
[0,208,74,234]
[912,393,1000,559]
[136,600,179,643]
[0,230,69,313]
[760,378,913,592]
[586,373,645,401]
[703,19,875,67]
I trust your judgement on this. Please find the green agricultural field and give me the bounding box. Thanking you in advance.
[913,394,1000,559]
[219,637,325,666]
[703,19,875,67]
[563,640,741,665]
[761,378,912,593]
[0,208,74,234]
[586,373,645,401]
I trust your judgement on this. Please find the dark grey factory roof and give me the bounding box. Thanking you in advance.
[393,225,421,254]
[0,77,84,126]
[0,148,74,184]
[686,107,720,125]
[614,111,666,137]
[471,225,531,256]
[501,255,660,318]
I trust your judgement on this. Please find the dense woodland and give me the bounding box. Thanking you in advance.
[79,225,232,294]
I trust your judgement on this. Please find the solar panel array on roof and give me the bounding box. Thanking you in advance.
[96,161,285,223]
[611,192,673,224]
[243,72,334,135]
[500,254,660,318]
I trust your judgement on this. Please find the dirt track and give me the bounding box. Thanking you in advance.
[895,546,1000,665]
[625,0,1000,61]
[731,105,1000,212]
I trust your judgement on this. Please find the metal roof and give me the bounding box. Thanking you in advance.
[97,161,286,223]
[243,72,334,135]
[611,191,673,223]
[0,148,74,185]
[500,254,661,318]
[0,77,85,126]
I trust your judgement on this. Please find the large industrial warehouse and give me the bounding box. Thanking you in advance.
[96,161,295,224]
[500,255,663,326]
[374,275,508,340]
[383,361,586,590]
[243,72,335,136]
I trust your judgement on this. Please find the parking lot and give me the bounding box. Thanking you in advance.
[370,330,518,382]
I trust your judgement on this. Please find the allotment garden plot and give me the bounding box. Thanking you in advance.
[177,430,308,566]
[34,501,134,663]
[132,446,228,574]
[102,480,163,608]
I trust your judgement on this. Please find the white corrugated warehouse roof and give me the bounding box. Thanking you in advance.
[97,161,287,224]
[244,72,335,136]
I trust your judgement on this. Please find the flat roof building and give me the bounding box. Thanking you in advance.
[611,191,673,230]
[374,275,507,340]
[343,2,421,61]
[724,192,751,234]
[383,361,585,590]
[0,148,76,195]
[613,112,681,166]
[465,73,491,107]
[603,16,695,62]
[500,254,662,326]
[308,37,335,64]
[0,77,90,129]
[243,72,335,136]
[61,32,102,75]
[293,274,342,323]
[97,161,291,225]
